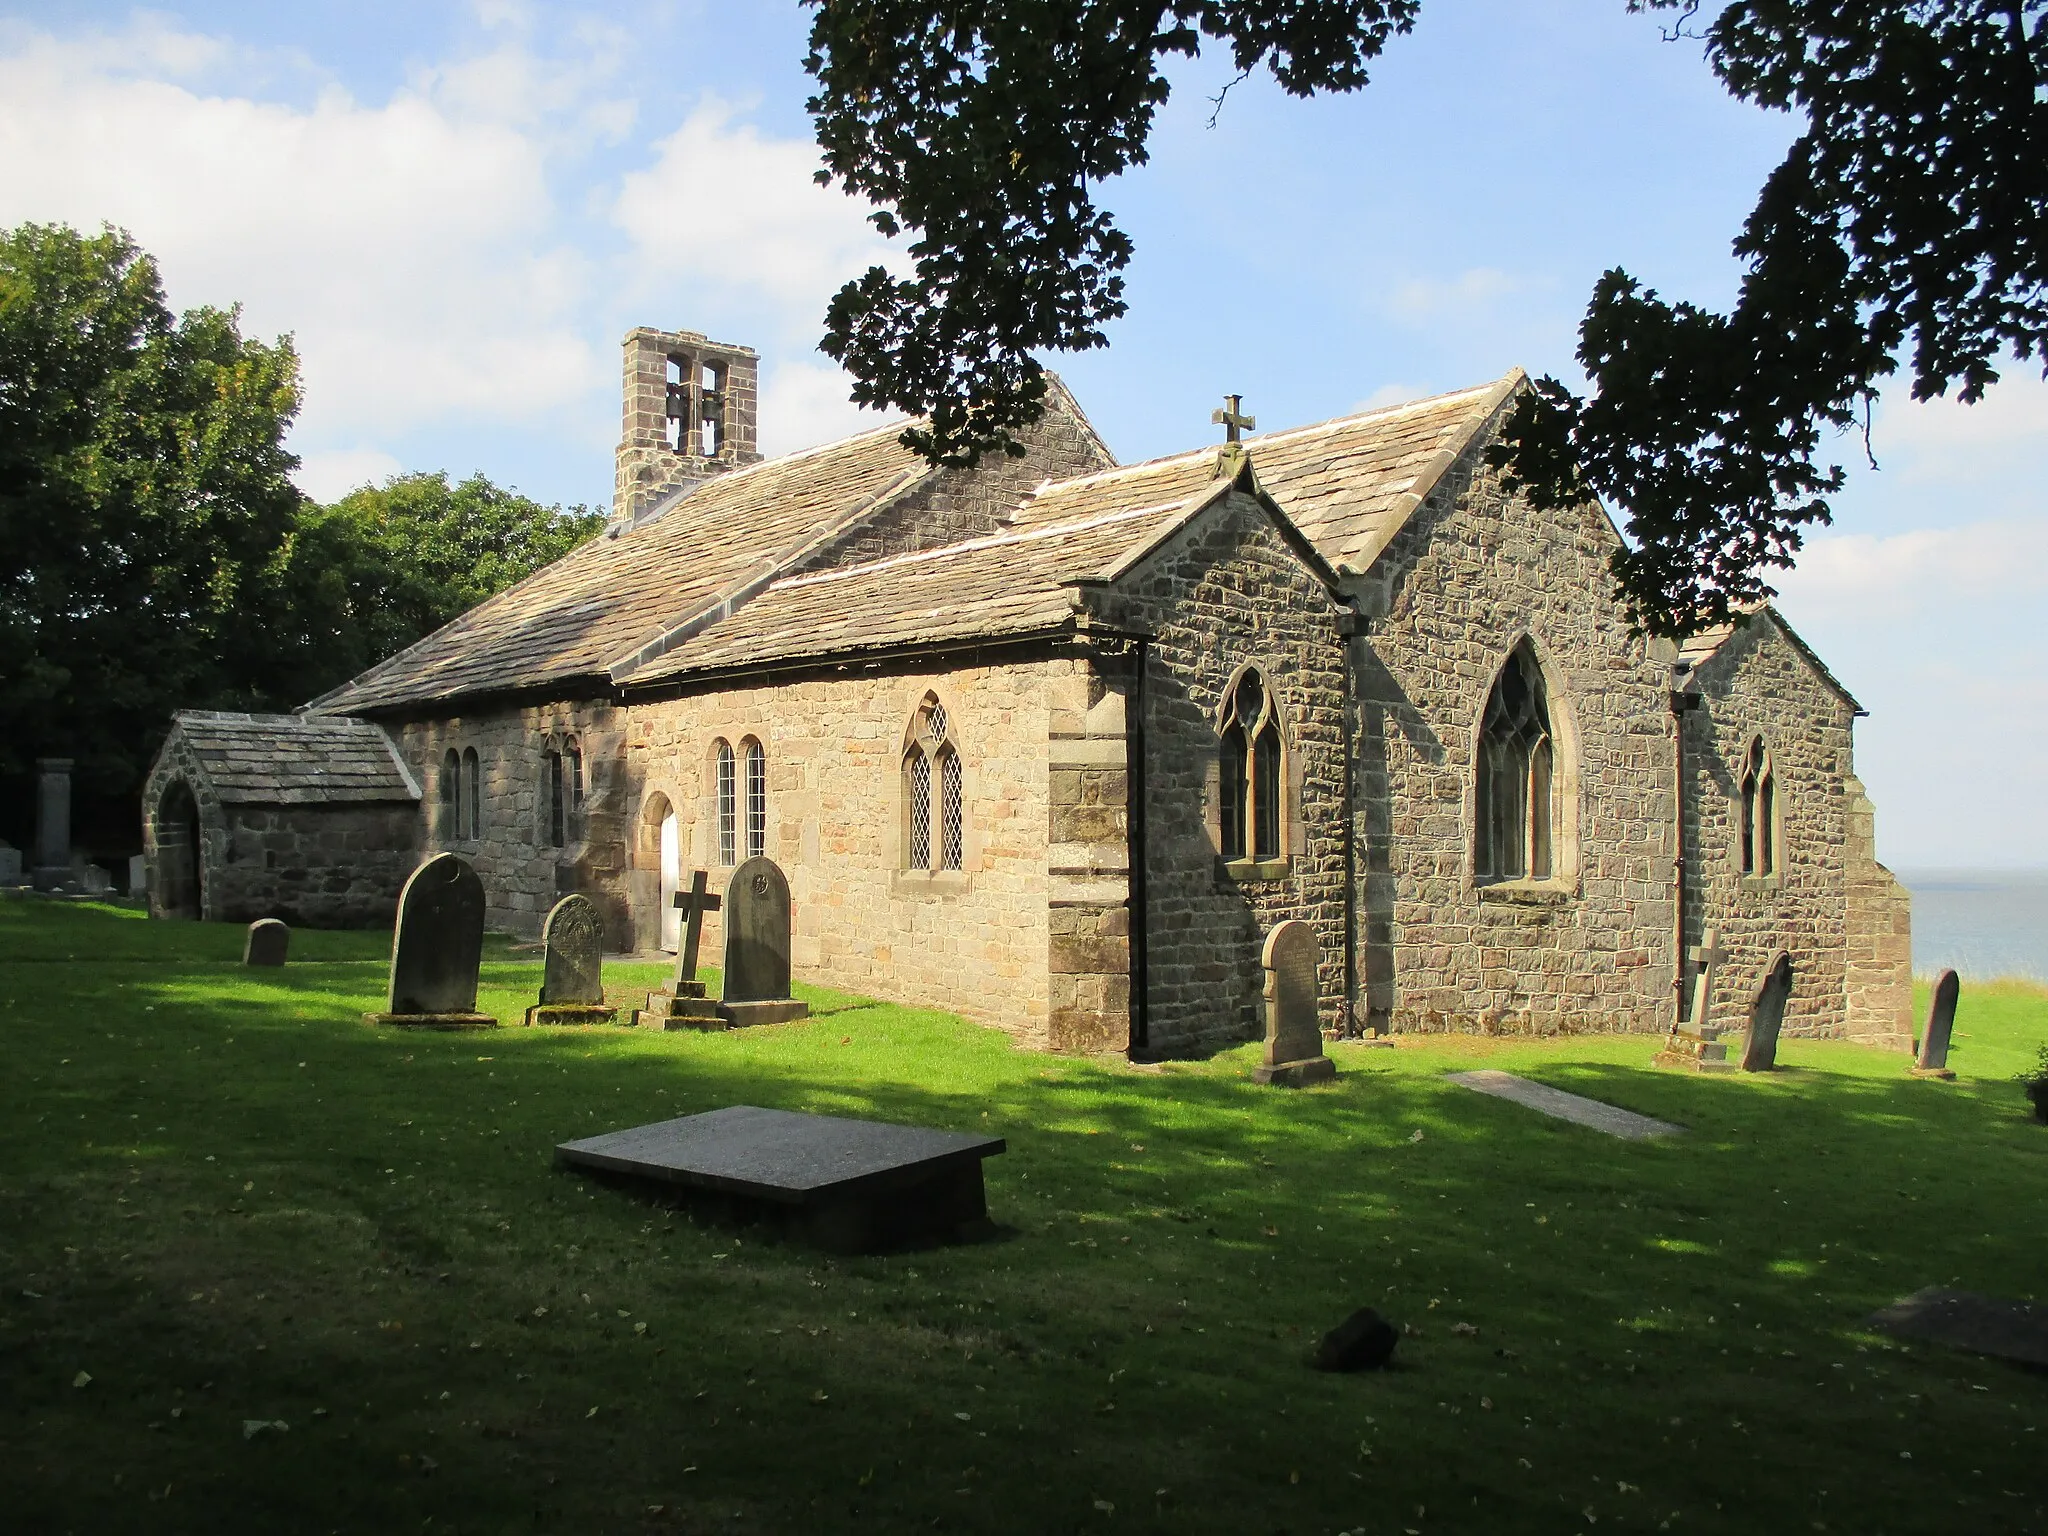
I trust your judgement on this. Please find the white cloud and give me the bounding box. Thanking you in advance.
[1774,519,2048,626]
[294,446,405,503]
[1867,368,2048,482]
[758,360,905,459]
[1386,266,1525,321]
[1352,382,1432,413]
[613,99,899,325]
[0,17,607,444]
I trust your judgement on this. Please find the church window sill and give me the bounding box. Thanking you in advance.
[892,870,972,899]
[1739,874,1783,895]
[1475,880,1573,907]
[1223,856,1292,883]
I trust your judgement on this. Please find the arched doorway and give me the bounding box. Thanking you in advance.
[659,806,681,951]
[636,792,681,954]
[156,780,203,920]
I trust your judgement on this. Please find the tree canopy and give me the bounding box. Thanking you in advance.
[804,1,2048,635]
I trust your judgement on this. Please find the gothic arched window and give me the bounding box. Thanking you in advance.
[461,747,482,841]
[714,739,737,865]
[1740,738,1777,878]
[1219,668,1284,863]
[545,746,565,848]
[742,737,767,860]
[1475,644,1556,882]
[903,696,963,871]
[564,736,583,809]
[440,749,460,841]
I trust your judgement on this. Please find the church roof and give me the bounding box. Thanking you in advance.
[1677,605,1863,713]
[311,420,934,714]
[169,711,420,804]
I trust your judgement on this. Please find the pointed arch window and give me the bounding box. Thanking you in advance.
[440,749,461,841]
[903,696,963,872]
[1741,738,1778,878]
[714,739,737,865]
[460,748,482,841]
[1475,644,1555,882]
[545,747,566,848]
[742,737,767,860]
[1219,668,1284,863]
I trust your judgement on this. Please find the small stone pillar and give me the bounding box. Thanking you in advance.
[32,757,73,891]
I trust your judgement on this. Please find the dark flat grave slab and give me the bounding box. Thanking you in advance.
[1869,1287,2048,1370]
[556,1106,1005,1254]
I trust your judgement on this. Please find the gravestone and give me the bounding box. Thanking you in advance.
[1654,927,1735,1072]
[1252,920,1335,1086]
[1912,969,1960,1080]
[718,856,810,1026]
[31,757,73,891]
[636,871,725,1029]
[1741,954,1793,1071]
[128,854,147,899]
[243,918,290,967]
[0,841,22,886]
[363,852,495,1030]
[524,894,616,1026]
[557,1105,1004,1254]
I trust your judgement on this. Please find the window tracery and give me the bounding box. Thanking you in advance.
[903,695,963,872]
[1475,644,1556,882]
[1219,668,1284,864]
[1741,737,1778,878]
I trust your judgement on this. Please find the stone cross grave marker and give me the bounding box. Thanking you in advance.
[525,894,616,1027]
[634,871,725,1029]
[720,856,811,1026]
[243,918,290,968]
[1741,954,1793,1072]
[1914,969,1961,1079]
[1654,926,1734,1071]
[366,852,494,1030]
[1252,919,1336,1086]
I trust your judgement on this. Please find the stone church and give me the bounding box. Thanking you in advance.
[144,324,1914,1056]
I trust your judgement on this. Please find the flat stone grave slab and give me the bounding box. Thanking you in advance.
[1869,1287,2048,1370]
[1446,1070,1684,1140]
[556,1106,1005,1254]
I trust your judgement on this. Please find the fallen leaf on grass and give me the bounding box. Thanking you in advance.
[72,1371,92,1388]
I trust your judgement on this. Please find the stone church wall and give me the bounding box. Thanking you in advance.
[1683,619,1908,1045]
[1099,487,1352,1057]
[1357,445,1676,1036]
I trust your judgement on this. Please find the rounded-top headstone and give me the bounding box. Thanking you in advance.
[723,856,793,1004]
[1261,919,1323,1067]
[539,894,607,1006]
[1918,968,1961,1071]
[387,853,487,1015]
[243,917,290,968]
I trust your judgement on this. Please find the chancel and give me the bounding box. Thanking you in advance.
[144,321,1914,1059]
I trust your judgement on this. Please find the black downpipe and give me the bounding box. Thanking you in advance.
[1126,640,1149,1056]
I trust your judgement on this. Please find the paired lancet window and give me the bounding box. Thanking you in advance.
[1740,738,1778,878]
[441,747,482,842]
[711,737,766,865]
[1475,644,1555,883]
[543,735,583,849]
[903,696,963,872]
[1219,668,1284,863]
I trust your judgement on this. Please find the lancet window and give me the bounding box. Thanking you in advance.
[903,696,963,872]
[440,749,461,841]
[743,737,767,861]
[1475,643,1556,882]
[461,748,482,841]
[1219,668,1284,864]
[1740,738,1777,878]
[714,739,737,865]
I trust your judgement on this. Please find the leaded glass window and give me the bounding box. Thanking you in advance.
[1219,668,1284,865]
[1475,644,1555,882]
[1741,738,1777,877]
[903,695,962,872]
[938,748,963,870]
[715,739,737,865]
[743,738,767,860]
[907,750,932,868]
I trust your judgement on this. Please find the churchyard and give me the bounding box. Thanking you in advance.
[2,896,2044,1535]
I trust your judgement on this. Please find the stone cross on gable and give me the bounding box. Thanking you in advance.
[1212,394,1256,444]
[1687,927,1729,1037]
[672,870,722,987]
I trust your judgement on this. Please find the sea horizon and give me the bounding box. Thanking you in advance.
[1893,867,2048,983]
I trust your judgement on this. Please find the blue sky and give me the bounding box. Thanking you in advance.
[2,1,2043,867]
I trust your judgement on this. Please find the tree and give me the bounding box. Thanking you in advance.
[0,222,304,805]
[258,473,603,708]
[803,1,2048,635]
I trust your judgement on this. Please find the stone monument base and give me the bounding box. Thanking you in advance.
[720,999,811,1027]
[634,980,725,1030]
[1908,1065,1957,1081]
[1652,1030,1734,1072]
[1254,1055,1338,1087]
[524,1004,619,1028]
[363,1011,499,1031]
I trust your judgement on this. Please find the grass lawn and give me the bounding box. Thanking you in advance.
[2,896,2045,1536]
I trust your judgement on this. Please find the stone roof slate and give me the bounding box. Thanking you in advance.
[171,711,420,804]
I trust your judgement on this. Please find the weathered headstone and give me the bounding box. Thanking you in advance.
[1913,969,1960,1079]
[128,854,147,899]
[524,894,616,1026]
[31,757,74,891]
[636,871,725,1029]
[0,841,23,887]
[1654,926,1735,1072]
[243,918,290,967]
[364,852,495,1030]
[1741,954,1793,1072]
[719,856,810,1026]
[557,1105,1004,1254]
[1252,919,1335,1086]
